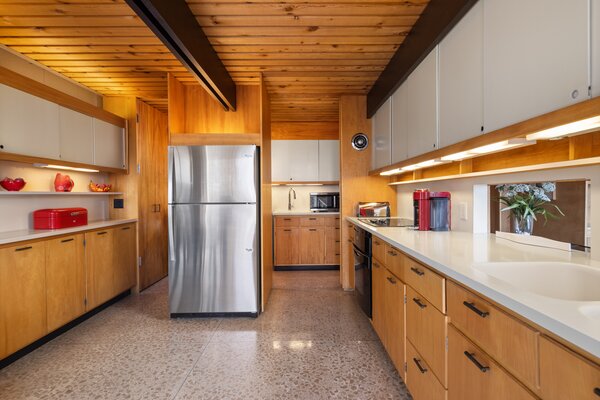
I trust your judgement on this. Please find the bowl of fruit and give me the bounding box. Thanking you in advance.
[89,181,112,192]
[0,177,26,191]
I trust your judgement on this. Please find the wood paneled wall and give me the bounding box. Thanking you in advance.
[260,77,273,310]
[339,95,397,290]
[168,75,261,135]
[271,121,339,140]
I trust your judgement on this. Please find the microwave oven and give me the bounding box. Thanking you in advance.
[310,192,339,212]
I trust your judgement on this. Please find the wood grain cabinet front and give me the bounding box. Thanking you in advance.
[324,226,340,265]
[384,244,403,280]
[45,234,86,332]
[403,255,445,313]
[371,259,386,342]
[85,229,116,310]
[274,227,299,265]
[372,236,386,264]
[299,227,325,264]
[383,268,406,380]
[406,340,447,400]
[113,224,136,294]
[448,325,536,400]
[0,242,47,358]
[274,216,339,266]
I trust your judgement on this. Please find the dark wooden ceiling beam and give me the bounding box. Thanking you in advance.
[125,0,236,110]
[366,0,478,118]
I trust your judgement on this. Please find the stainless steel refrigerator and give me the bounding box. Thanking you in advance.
[168,145,260,317]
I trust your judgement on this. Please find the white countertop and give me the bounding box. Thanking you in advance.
[347,217,600,359]
[0,219,138,246]
[273,211,340,216]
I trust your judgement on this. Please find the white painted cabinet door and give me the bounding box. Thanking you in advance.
[592,0,600,97]
[483,0,589,133]
[391,83,408,163]
[0,83,60,159]
[59,106,94,164]
[406,48,438,158]
[318,140,339,181]
[271,140,319,182]
[371,97,392,170]
[93,118,125,169]
[271,140,291,182]
[439,1,483,148]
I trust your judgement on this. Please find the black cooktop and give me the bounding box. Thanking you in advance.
[358,218,414,228]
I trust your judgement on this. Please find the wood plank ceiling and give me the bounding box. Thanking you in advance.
[0,0,428,121]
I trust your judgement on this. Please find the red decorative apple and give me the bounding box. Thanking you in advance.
[0,177,26,191]
[54,173,74,192]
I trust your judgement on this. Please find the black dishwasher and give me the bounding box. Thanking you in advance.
[352,225,372,318]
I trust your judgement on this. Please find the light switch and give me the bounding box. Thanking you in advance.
[459,202,468,221]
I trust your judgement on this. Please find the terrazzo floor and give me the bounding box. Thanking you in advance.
[0,270,411,400]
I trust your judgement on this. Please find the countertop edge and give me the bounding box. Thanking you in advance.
[346,216,600,360]
[0,219,138,245]
[273,211,340,216]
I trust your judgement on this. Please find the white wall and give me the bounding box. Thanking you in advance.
[395,165,600,260]
[272,185,339,213]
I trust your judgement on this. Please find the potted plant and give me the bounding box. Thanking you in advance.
[496,182,564,235]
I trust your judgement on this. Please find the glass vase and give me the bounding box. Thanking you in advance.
[512,214,534,235]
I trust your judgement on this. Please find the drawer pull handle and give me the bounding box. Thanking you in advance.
[309,218,317,220]
[386,276,396,284]
[387,250,397,257]
[283,218,291,220]
[594,388,600,397]
[335,253,340,256]
[309,228,317,231]
[373,262,380,269]
[413,358,428,374]
[335,240,340,243]
[121,227,131,230]
[284,229,292,232]
[374,241,381,246]
[347,239,352,243]
[412,298,427,309]
[61,238,74,243]
[15,246,32,252]
[410,267,425,276]
[97,231,108,235]
[464,351,490,373]
[463,301,489,318]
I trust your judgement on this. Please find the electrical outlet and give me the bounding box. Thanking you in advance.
[113,198,124,209]
[459,202,468,221]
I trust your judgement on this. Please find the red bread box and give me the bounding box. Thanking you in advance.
[33,208,88,230]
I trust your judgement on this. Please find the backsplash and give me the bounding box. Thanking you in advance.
[272,185,339,212]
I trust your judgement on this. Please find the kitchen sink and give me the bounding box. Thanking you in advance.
[472,262,600,301]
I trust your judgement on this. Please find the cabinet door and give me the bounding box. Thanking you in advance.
[483,0,589,133]
[86,229,116,309]
[0,242,46,358]
[439,1,483,147]
[372,97,392,169]
[271,140,319,182]
[0,83,60,159]
[406,48,438,158]
[94,118,125,169]
[45,235,86,332]
[58,106,94,164]
[371,259,386,342]
[383,269,405,379]
[318,140,340,181]
[274,227,299,265]
[324,226,340,264]
[271,140,292,182]
[391,84,408,163]
[593,0,600,97]
[113,224,136,294]
[299,227,325,264]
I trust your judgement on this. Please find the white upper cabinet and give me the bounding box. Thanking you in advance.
[592,0,600,97]
[59,106,94,165]
[371,97,392,170]
[483,0,589,133]
[271,140,319,182]
[93,118,125,169]
[391,83,408,163]
[0,83,60,159]
[439,1,483,147]
[318,140,339,181]
[406,48,439,158]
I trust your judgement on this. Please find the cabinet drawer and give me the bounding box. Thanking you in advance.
[407,286,447,387]
[407,340,447,400]
[324,216,340,227]
[372,236,386,263]
[275,216,300,227]
[384,244,403,280]
[539,335,600,400]
[448,326,536,400]
[300,216,324,227]
[403,255,445,313]
[446,281,538,390]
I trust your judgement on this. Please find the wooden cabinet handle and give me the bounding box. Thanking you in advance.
[463,301,489,318]
[410,266,424,276]
[412,298,427,309]
[15,246,32,252]
[61,238,74,243]
[97,231,108,235]
[464,351,490,373]
[386,276,396,284]
[413,358,428,374]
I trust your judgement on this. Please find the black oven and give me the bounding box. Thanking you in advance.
[310,192,339,212]
[352,225,372,318]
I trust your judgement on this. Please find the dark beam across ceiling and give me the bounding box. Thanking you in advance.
[367,0,478,118]
[125,0,236,110]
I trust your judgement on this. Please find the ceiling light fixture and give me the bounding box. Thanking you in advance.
[526,116,600,140]
[33,163,100,173]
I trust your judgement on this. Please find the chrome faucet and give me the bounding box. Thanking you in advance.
[288,187,296,210]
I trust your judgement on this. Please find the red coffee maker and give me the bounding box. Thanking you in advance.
[413,189,430,231]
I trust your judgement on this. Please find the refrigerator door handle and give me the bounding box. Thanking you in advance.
[168,206,176,263]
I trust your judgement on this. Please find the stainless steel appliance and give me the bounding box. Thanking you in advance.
[310,192,339,212]
[358,217,414,228]
[430,192,451,231]
[352,225,372,318]
[357,202,390,218]
[168,145,260,317]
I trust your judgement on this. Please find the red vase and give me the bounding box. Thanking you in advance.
[54,173,74,192]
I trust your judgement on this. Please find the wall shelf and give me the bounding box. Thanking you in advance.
[272,181,339,186]
[0,191,123,196]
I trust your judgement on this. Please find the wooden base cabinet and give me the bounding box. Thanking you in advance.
[406,340,447,400]
[371,259,386,341]
[113,224,136,294]
[299,227,325,264]
[0,242,47,358]
[86,229,116,310]
[274,227,299,265]
[274,215,339,266]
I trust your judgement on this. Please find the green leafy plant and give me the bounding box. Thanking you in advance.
[496,182,565,224]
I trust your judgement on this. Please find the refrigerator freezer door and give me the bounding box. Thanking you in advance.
[169,203,259,315]
[169,145,258,204]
